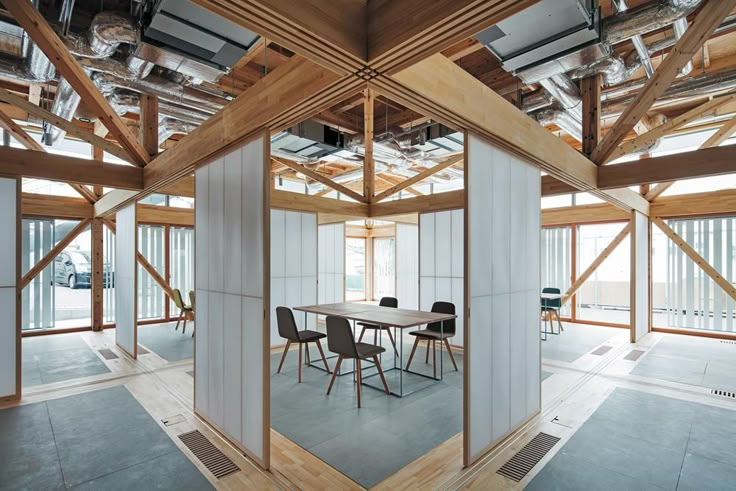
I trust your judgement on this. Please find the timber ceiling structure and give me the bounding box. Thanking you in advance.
[0,0,735,216]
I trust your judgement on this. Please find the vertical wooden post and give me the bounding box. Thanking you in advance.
[581,74,601,158]
[139,94,159,157]
[91,218,104,331]
[363,89,375,202]
[92,146,104,199]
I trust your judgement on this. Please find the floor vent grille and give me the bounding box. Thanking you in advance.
[711,389,736,399]
[624,349,645,361]
[591,346,612,356]
[496,432,560,482]
[179,430,239,479]
[720,340,736,345]
[98,349,119,360]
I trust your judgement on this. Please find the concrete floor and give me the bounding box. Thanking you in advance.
[22,332,110,387]
[138,322,194,362]
[541,323,624,363]
[271,336,463,488]
[0,386,212,490]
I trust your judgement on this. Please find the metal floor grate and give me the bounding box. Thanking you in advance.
[624,349,645,361]
[179,430,240,479]
[711,389,736,399]
[720,340,736,345]
[496,432,560,482]
[591,345,612,356]
[98,348,119,360]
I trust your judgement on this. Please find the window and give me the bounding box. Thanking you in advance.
[170,226,194,313]
[541,226,572,317]
[138,224,166,320]
[345,237,366,301]
[373,237,395,299]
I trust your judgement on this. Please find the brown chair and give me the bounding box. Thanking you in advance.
[275,306,330,383]
[357,296,399,355]
[406,301,458,377]
[173,289,193,334]
[325,315,390,408]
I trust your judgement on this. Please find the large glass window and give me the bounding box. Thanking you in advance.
[137,224,166,320]
[652,216,736,332]
[346,237,366,301]
[373,237,395,299]
[541,226,572,317]
[104,223,115,324]
[576,223,630,324]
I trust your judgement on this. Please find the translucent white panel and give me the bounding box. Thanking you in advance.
[419,214,435,277]
[509,291,527,426]
[396,223,419,310]
[302,276,317,328]
[0,287,16,397]
[242,295,264,462]
[0,178,16,287]
[469,140,492,298]
[285,212,302,276]
[509,162,528,294]
[270,278,285,346]
[285,277,301,311]
[223,293,243,441]
[435,277,452,303]
[223,149,243,295]
[419,276,435,311]
[208,292,224,427]
[451,277,465,346]
[0,178,16,398]
[632,211,649,341]
[434,211,452,277]
[301,213,317,277]
[468,294,492,457]
[491,293,510,441]
[195,289,208,412]
[115,204,137,357]
[270,210,285,279]
[195,166,210,292]
[241,142,264,298]
[491,150,510,295]
[451,209,464,277]
[207,160,224,293]
[334,223,345,275]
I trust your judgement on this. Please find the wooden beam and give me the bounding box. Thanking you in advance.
[606,95,736,163]
[653,216,736,302]
[91,218,104,331]
[363,88,375,202]
[541,175,577,197]
[3,0,151,166]
[191,0,366,74]
[370,189,464,217]
[581,74,602,158]
[22,193,93,219]
[591,0,736,164]
[644,182,673,201]
[542,202,630,227]
[367,0,539,74]
[0,146,143,190]
[139,94,159,157]
[373,155,463,202]
[0,87,133,163]
[20,218,92,288]
[274,158,367,203]
[380,55,649,214]
[271,189,369,216]
[598,145,736,189]
[561,223,631,305]
[701,113,736,147]
[138,203,194,227]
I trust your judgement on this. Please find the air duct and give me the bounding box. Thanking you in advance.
[533,106,583,142]
[672,17,693,75]
[64,12,139,59]
[158,117,197,145]
[44,77,81,146]
[107,90,211,125]
[602,0,701,45]
[538,74,583,123]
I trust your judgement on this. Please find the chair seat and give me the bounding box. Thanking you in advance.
[357,322,391,330]
[356,342,386,359]
[409,329,454,340]
[297,330,327,342]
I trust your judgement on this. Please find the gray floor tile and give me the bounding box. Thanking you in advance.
[631,354,707,386]
[542,370,554,381]
[71,450,213,490]
[138,323,194,361]
[22,334,110,388]
[542,324,621,363]
[677,453,736,491]
[687,407,736,469]
[0,446,65,491]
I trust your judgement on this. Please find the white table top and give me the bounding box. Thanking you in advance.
[293,302,456,328]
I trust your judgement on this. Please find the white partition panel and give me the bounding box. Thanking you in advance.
[115,203,137,358]
[0,178,18,400]
[396,223,419,310]
[419,210,464,346]
[271,209,317,345]
[318,222,345,305]
[631,211,649,342]
[195,133,269,467]
[466,133,541,464]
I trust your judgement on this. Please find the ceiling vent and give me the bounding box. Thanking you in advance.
[476,0,604,83]
[272,121,343,160]
[137,0,260,82]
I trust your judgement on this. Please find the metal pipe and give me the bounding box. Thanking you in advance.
[44,77,81,145]
[158,117,197,146]
[107,90,211,125]
[602,0,702,46]
[673,17,693,75]
[534,106,583,142]
[613,0,655,78]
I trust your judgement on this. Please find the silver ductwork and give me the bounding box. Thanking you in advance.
[534,106,583,142]
[602,0,701,45]
[158,117,197,144]
[45,77,81,146]
[107,90,211,125]
[538,74,583,123]
[672,17,693,75]
[64,12,139,59]
[613,0,655,78]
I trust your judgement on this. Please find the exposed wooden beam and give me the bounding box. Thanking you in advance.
[581,74,602,158]
[367,0,539,74]
[138,203,194,227]
[541,175,577,197]
[274,158,367,203]
[598,145,736,189]
[370,189,464,217]
[20,218,92,288]
[644,182,673,201]
[3,0,151,166]
[376,173,424,197]
[653,216,736,302]
[561,223,631,305]
[271,189,369,216]
[542,202,630,227]
[191,0,366,74]
[139,94,159,157]
[606,95,736,163]
[0,146,143,190]
[91,218,104,331]
[702,113,736,147]
[591,0,736,163]
[373,155,463,202]
[0,87,133,163]
[363,88,375,202]
[22,193,93,219]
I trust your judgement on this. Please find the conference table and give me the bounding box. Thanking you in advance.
[293,302,457,397]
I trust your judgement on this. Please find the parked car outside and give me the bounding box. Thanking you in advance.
[54,251,114,289]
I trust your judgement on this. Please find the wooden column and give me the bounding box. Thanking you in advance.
[91,218,104,330]
[139,94,159,157]
[363,89,375,202]
[581,74,601,158]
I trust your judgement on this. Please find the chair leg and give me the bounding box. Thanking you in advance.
[356,359,362,408]
[316,339,330,373]
[406,337,420,370]
[327,355,343,395]
[305,343,311,365]
[425,339,431,363]
[555,310,564,332]
[358,327,366,342]
[298,343,303,383]
[175,309,183,330]
[182,317,187,334]
[444,339,458,371]
[277,341,291,374]
[433,340,437,379]
[385,328,399,356]
[373,355,390,394]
